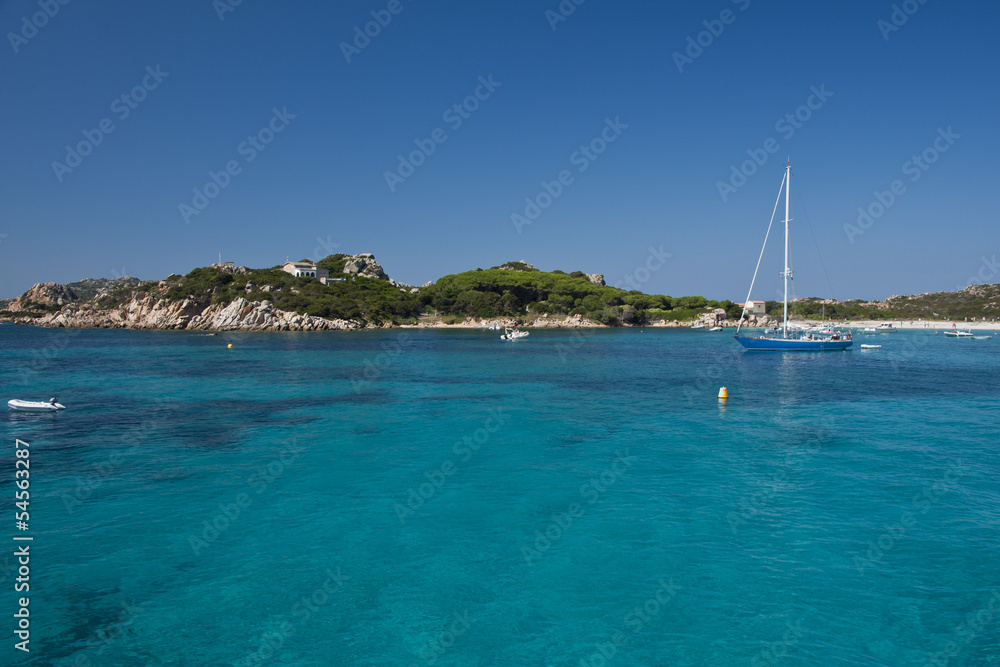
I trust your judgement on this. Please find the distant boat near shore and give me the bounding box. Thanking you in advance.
[500,328,528,341]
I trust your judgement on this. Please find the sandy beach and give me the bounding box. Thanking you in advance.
[802,319,999,332]
[403,317,1000,331]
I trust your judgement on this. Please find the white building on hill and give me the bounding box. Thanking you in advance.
[282,261,329,285]
[736,300,767,316]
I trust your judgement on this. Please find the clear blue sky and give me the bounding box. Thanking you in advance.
[2,0,998,301]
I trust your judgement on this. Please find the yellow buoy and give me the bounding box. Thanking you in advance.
[718,386,728,399]
[227,344,233,348]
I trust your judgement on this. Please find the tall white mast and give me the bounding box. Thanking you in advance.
[782,162,791,339]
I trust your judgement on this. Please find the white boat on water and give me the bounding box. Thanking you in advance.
[709,326,723,332]
[876,323,897,333]
[861,327,877,334]
[944,329,974,338]
[500,328,529,341]
[691,323,706,330]
[860,344,881,349]
[8,398,65,412]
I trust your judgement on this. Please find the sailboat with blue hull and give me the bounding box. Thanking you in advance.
[736,335,851,351]
[734,162,852,352]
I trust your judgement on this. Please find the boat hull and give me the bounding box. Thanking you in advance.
[734,336,852,351]
[8,400,65,411]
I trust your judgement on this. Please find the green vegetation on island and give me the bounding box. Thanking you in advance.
[771,284,1000,322]
[98,264,422,324]
[421,262,739,325]
[86,257,736,326]
[5,253,998,328]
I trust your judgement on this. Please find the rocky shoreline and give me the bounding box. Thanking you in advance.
[3,278,995,333]
[0,297,761,332]
[5,294,992,333]
[5,295,361,332]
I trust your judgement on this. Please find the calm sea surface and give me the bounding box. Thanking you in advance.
[2,323,999,666]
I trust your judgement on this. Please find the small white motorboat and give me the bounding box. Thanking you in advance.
[861,327,877,334]
[860,344,881,349]
[8,398,65,412]
[876,323,897,333]
[944,329,974,338]
[500,328,529,341]
[709,326,723,332]
[691,323,705,330]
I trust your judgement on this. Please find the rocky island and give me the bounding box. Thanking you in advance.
[1,253,997,332]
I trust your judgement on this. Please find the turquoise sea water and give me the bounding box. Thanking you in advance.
[2,323,999,666]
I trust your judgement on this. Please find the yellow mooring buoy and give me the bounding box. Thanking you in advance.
[227,344,233,348]
[718,386,728,400]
